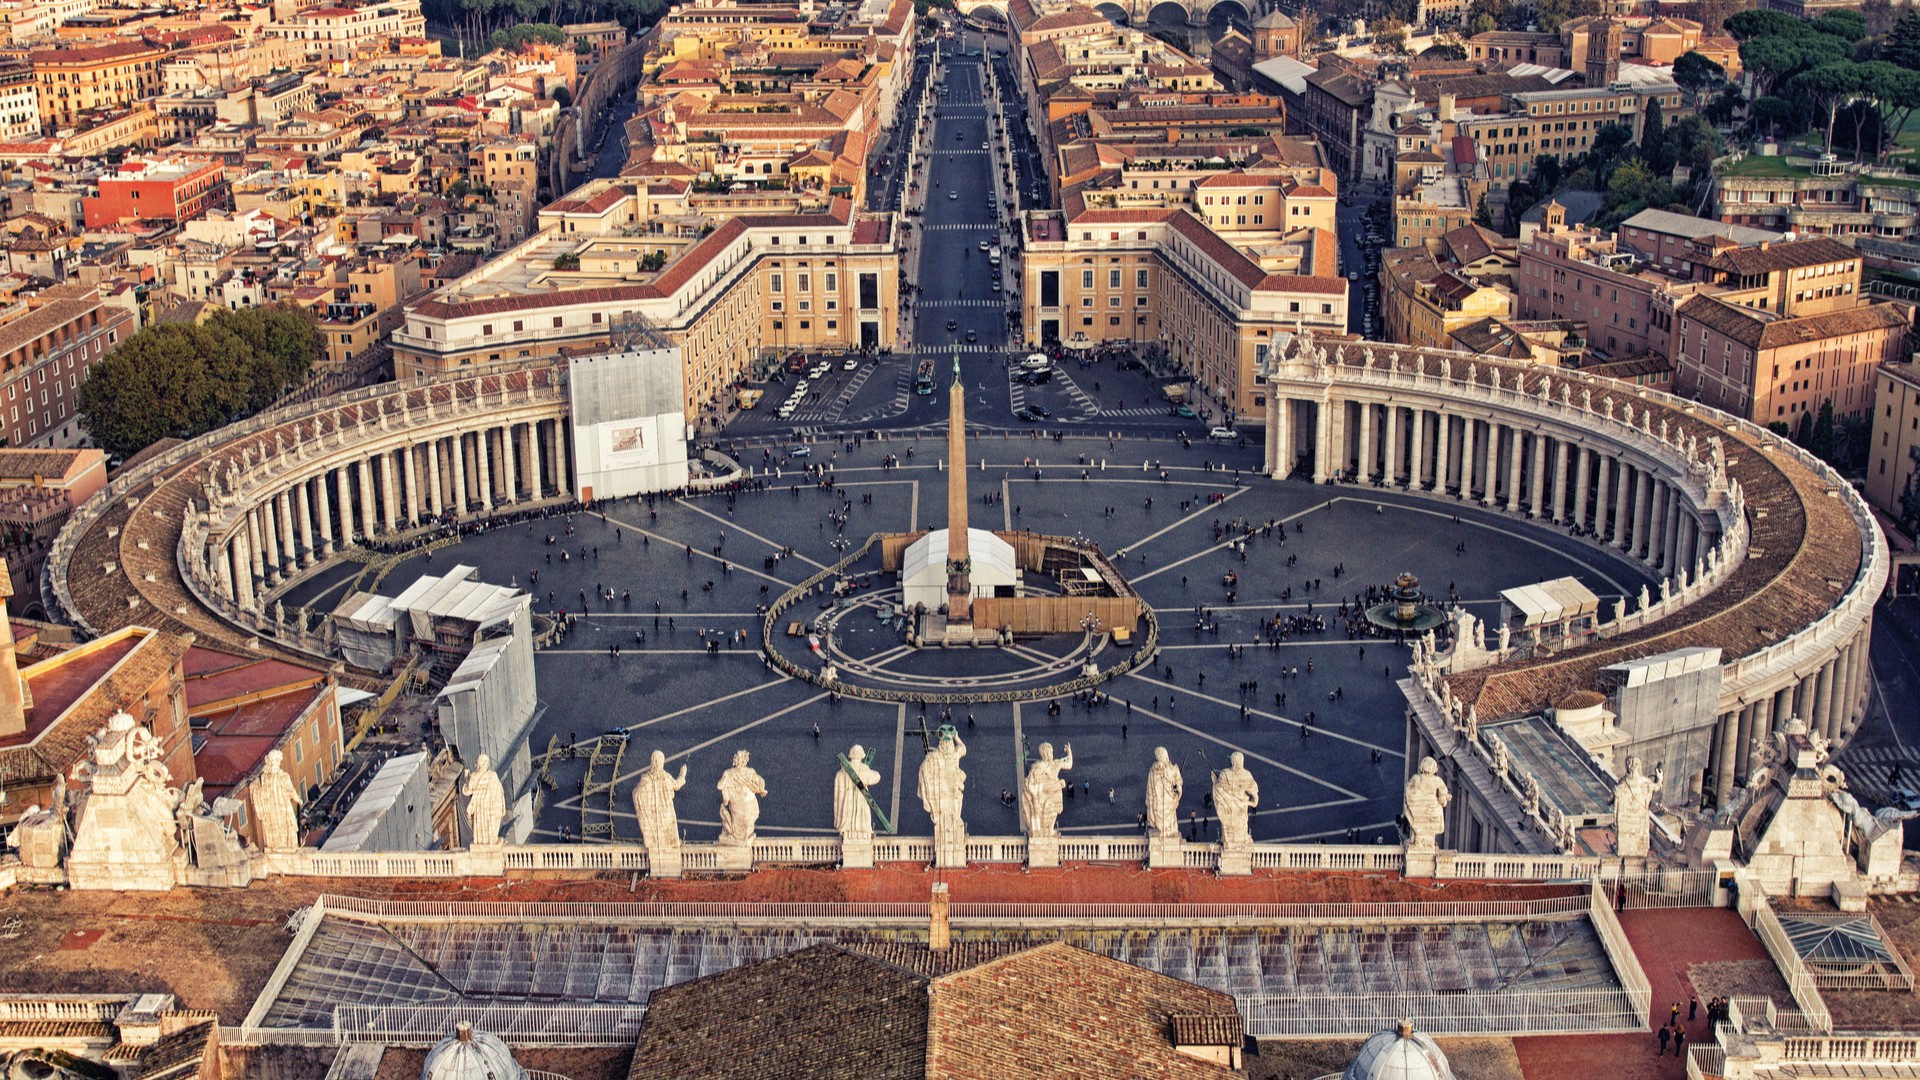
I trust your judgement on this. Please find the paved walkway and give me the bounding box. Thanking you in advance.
[1512,907,1769,1080]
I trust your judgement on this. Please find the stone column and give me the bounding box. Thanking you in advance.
[246,507,268,593]
[1732,700,1756,788]
[213,537,234,600]
[1551,438,1566,522]
[379,451,399,533]
[1410,408,1427,489]
[315,469,335,556]
[533,418,549,499]
[1504,425,1523,512]
[477,428,495,513]
[294,480,314,567]
[452,432,470,516]
[1435,410,1453,492]
[335,467,355,547]
[540,419,558,498]
[357,457,377,539]
[402,443,420,528]
[1812,660,1838,743]
[502,423,520,504]
[1269,397,1289,477]
[1457,416,1475,497]
[1390,401,1405,480]
[1574,445,1592,531]
[425,438,443,518]
[259,500,282,585]
[1709,711,1736,807]
[1482,421,1500,505]
[277,489,298,577]
[1634,469,1655,559]
[1720,704,1752,806]
[1742,694,1775,782]
[1839,638,1865,739]
[1611,462,1632,547]
[1357,400,1375,482]
[236,524,258,611]
[1312,399,1332,483]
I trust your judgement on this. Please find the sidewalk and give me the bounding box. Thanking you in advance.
[1510,907,1769,1080]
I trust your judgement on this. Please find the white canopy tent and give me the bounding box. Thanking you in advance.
[1500,577,1600,630]
[901,528,1018,611]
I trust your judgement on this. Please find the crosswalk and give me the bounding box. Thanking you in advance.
[917,299,1007,310]
[1831,745,1920,808]
[923,223,1001,232]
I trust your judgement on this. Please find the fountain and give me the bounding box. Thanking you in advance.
[1364,572,1448,635]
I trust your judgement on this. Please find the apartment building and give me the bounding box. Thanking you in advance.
[266,0,426,62]
[81,158,230,229]
[1712,170,1920,241]
[1867,358,1920,530]
[0,281,132,448]
[1671,294,1909,427]
[392,182,898,417]
[1021,209,1347,419]
[320,254,426,369]
[1613,208,1781,276]
[0,64,38,141]
[1517,201,1664,357]
[30,40,162,132]
[1456,77,1684,184]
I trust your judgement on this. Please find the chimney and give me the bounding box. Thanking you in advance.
[929,882,951,952]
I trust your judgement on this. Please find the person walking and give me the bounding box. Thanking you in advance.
[1673,1024,1686,1059]
[1656,1024,1670,1057]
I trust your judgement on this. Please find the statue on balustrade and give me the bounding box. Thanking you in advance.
[1212,752,1259,850]
[1019,742,1073,838]
[635,750,689,856]
[836,744,883,842]
[462,754,505,849]
[1145,746,1184,840]
[253,748,304,851]
[716,750,767,848]
[1611,755,1660,859]
[918,728,967,866]
[1403,756,1452,851]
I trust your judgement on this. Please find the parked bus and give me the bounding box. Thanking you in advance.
[915,359,936,394]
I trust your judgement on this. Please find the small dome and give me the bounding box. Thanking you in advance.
[1557,690,1607,710]
[421,1022,528,1080]
[1343,1021,1454,1080]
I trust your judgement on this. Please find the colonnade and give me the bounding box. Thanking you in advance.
[211,417,574,610]
[1703,627,1875,807]
[1273,396,1711,576]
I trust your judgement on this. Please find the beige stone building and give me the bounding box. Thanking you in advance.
[392,181,898,419]
[1020,209,1346,420]
[29,40,162,132]
[1868,358,1920,532]
[1671,295,1911,429]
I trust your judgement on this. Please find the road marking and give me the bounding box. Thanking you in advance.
[1115,675,1405,759]
[674,499,831,572]
[1116,696,1368,802]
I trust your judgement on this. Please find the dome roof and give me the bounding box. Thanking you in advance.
[421,1022,528,1080]
[1558,690,1607,710]
[1343,1021,1454,1080]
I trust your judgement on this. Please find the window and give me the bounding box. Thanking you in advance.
[1109,269,1121,288]
[1136,269,1148,288]
[1082,270,1094,288]
[770,273,783,292]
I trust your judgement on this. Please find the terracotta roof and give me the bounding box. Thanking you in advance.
[1705,236,1856,277]
[0,628,189,788]
[1677,295,1911,352]
[29,41,161,65]
[630,941,1241,1080]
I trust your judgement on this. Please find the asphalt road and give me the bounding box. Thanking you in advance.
[915,51,1009,358]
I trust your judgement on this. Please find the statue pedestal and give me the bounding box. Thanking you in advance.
[1403,845,1438,878]
[931,831,967,870]
[464,844,506,878]
[1217,843,1252,876]
[1147,834,1184,869]
[648,845,684,879]
[1027,834,1059,869]
[714,842,753,873]
[841,835,874,870]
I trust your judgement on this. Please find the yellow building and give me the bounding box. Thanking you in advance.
[1864,359,1920,534]
[1020,209,1347,421]
[392,181,899,418]
[30,40,162,132]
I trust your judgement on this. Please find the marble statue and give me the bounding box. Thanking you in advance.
[835,745,882,841]
[1612,755,1660,858]
[1490,737,1509,778]
[1212,753,1259,850]
[716,750,767,847]
[635,750,689,857]
[1638,585,1652,611]
[1145,746,1185,839]
[462,755,505,849]
[1520,774,1541,818]
[1497,624,1511,654]
[1403,756,1452,851]
[252,749,303,850]
[1464,705,1479,742]
[1019,742,1073,838]
[918,729,967,867]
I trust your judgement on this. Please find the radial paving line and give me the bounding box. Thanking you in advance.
[673,499,831,572]
[1120,698,1368,803]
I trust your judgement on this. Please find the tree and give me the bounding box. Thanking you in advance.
[1373,17,1408,54]
[553,252,580,270]
[1640,96,1669,176]
[1725,9,1804,41]
[1882,7,1920,69]
[1705,84,1745,127]
[1809,9,1867,44]
[78,307,319,460]
[1226,126,1268,137]
[1673,52,1727,108]
[1789,63,1864,156]
[551,85,573,109]
[1423,42,1467,61]
[1810,398,1838,463]
[489,22,567,52]
[1473,192,1493,228]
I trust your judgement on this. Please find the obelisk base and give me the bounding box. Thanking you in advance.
[1027,834,1059,869]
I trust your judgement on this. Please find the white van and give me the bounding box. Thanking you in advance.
[1022,353,1049,370]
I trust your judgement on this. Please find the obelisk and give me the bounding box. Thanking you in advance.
[945,350,972,624]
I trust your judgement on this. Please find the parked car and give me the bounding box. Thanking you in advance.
[1209,427,1237,440]
[788,445,812,457]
